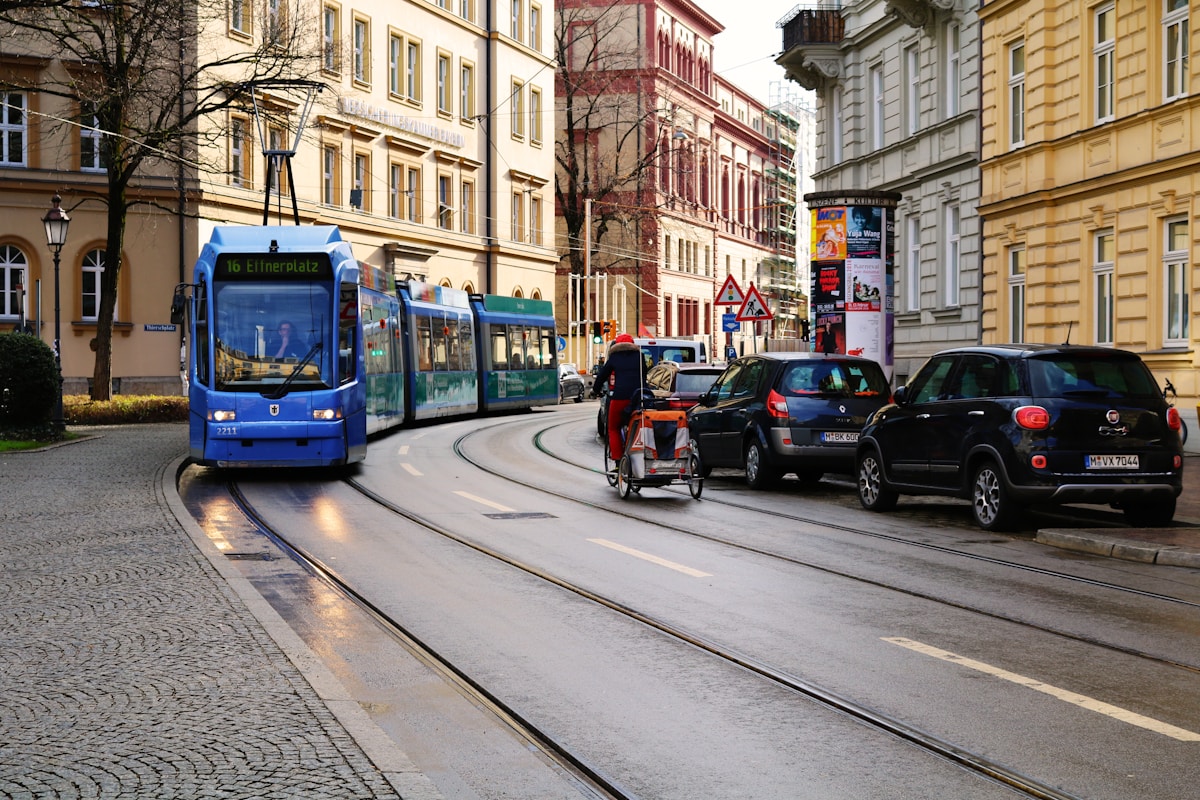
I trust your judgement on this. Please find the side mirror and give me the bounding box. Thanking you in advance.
[169,286,187,325]
[893,385,909,405]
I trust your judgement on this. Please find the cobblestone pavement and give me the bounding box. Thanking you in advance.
[0,424,414,799]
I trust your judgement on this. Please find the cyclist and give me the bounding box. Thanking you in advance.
[592,332,644,466]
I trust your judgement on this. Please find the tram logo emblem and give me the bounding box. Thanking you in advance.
[269,404,280,416]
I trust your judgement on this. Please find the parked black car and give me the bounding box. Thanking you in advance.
[687,352,892,488]
[855,344,1185,530]
[645,361,725,410]
[558,363,586,403]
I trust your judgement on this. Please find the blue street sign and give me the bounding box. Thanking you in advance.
[722,313,740,332]
[557,335,567,352]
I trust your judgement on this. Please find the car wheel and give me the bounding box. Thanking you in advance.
[971,459,1020,531]
[857,450,897,512]
[744,440,779,489]
[689,438,712,478]
[574,392,584,403]
[1121,496,1176,527]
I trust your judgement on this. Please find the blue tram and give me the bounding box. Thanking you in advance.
[173,224,560,468]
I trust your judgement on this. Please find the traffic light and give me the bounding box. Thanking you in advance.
[602,319,614,339]
[591,322,603,344]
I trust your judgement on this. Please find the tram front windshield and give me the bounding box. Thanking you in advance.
[212,281,333,392]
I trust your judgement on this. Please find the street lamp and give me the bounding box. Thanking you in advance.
[42,193,70,431]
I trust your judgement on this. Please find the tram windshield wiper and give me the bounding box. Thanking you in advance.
[264,342,322,400]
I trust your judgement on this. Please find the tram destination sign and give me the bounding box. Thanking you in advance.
[215,252,333,280]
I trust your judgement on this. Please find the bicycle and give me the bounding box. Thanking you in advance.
[1164,378,1189,445]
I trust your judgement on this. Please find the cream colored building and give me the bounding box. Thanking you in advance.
[979,0,1198,401]
[1,0,557,394]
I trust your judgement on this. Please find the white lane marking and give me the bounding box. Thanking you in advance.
[453,491,514,512]
[884,637,1200,742]
[588,538,712,577]
[397,445,410,455]
[401,463,422,476]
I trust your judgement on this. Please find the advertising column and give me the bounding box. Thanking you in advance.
[804,190,901,381]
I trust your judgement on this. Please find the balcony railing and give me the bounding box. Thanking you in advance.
[779,4,845,49]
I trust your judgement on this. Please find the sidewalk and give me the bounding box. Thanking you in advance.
[0,423,1196,797]
[0,424,439,799]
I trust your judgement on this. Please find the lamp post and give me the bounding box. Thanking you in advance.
[42,194,70,432]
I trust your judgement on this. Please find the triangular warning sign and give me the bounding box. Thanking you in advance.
[735,284,773,321]
[715,274,743,306]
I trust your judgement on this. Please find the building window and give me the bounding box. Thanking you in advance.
[944,23,960,119]
[529,86,542,145]
[905,215,921,313]
[460,62,475,121]
[268,126,290,196]
[831,86,843,166]
[1094,4,1115,122]
[461,180,475,234]
[437,52,452,115]
[511,0,522,42]
[322,145,339,206]
[530,195,542,245]
[353,153,369,211]
[438,174,452,229]
[905,44,920,136]
[80,103,104,172]
[1093,229,1114,345]
[870,64,884,150]
[0,93,26,166]
[459,0,473,23]
[511,191,524,241]
[407,39,422,102]
[323,5,339,73]
[353,17,370,84]
[82,248,105,321]
[1165,0,1189,101]
[1009,41,1026,148]
[230,116,251,187]
[0,245,28,320]
[943,204,960,307]
[231,0,252,34]
[266,0,284,44]
[388,34,401,96]
[510,80,525,138]
[1008,245,1025,343]
[1164,216,1189,344]
[389,163,401,218]
[406,166,421,222]
[529,3,541,51]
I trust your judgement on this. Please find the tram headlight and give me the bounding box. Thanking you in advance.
[209,409,236,422]
[312,407,342,421]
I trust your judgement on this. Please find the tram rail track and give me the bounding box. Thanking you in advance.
[210,411,1198,800]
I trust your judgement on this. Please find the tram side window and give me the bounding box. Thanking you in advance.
[342,283,361,385]
[444,318,461,370]
[508,324,523,369]
[490,327,509,371]
[459,320,475,371]
[540,328,555,369]
[196,285,210,386]
[431,318,449,370]
[416,317,433,371]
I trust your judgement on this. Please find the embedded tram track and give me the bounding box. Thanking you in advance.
[456,414,1200,675]
[212,411,1197,800]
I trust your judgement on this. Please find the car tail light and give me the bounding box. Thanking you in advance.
[667,397,689,410]
[1167,406,1182,433]
[1014,405,1050,430]
[767,389,789,419]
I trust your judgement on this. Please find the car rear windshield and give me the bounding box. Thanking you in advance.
[1027,355,1160,399]
[675,372,721,394]
[780,361,890,398]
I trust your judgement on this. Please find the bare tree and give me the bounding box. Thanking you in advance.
[554,0,677,282]
[0,0,323,400]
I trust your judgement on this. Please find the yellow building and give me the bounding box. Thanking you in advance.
[979,0,1198,401]
[0,0,557,395]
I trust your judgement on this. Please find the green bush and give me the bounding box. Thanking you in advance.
[0,332,59,431]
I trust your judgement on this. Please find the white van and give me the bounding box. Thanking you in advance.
[634,337,708,368]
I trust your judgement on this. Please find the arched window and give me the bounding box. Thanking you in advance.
[82,248,105,321]
[0,244,29,320]
[512,287,524,298]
